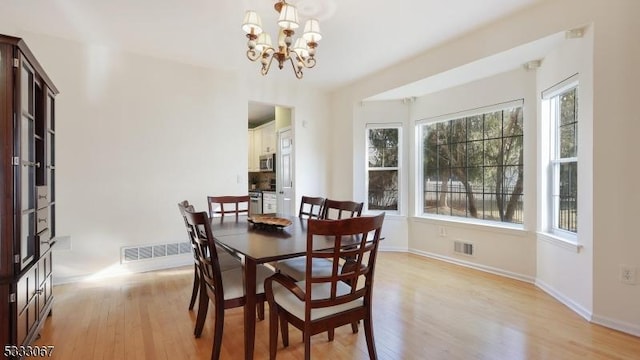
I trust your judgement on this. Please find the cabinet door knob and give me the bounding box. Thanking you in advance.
[38,218,47,223]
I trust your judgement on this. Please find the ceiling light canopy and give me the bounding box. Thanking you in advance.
[242,0,322,79]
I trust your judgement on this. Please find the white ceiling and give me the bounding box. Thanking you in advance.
[5,0,566,124]
[3,0,550,93]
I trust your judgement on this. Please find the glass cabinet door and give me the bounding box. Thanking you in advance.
[18,56,36,269]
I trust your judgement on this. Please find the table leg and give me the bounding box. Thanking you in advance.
[243,257,257,360]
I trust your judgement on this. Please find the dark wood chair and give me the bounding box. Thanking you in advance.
[177,201,241,313]
[276,195,331,285]
[277,197,364,282]
[298,196,325,219]
[264,213,385,360]
[207,195,250,219]
[321,199,363,220]
[184,208,275,359]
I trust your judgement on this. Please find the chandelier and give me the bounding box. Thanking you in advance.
[242,0,322,79]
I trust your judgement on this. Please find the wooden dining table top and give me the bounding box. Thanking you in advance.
[211,214,365,263]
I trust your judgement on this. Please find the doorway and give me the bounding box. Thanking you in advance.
[248,102,295,215]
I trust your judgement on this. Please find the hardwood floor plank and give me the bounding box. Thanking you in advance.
[35,253,640,359]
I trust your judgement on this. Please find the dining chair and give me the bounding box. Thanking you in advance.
[207,195,250,219]
[277,198,364,282]
[321,199,364,220]
[298,196,325,219]
[276,195,332,291]
[184,208,275,359]
[264,213,385,360]
[177,201,241,313]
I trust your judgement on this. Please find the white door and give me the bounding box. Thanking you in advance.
[277,127,294,215]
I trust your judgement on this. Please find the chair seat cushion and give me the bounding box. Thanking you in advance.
[221,264,275,300]
[272,280,363,321]
[217,249,242,272]
[275,257,337,281]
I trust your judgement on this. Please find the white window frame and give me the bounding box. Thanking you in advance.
[365,124,402,215]
[414,100,524,227]
[542,76,579,240]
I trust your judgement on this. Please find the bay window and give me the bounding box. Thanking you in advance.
[418,101,524,224]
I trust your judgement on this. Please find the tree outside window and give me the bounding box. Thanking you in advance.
[421,104,524,224]
[367,127,400,212]
[551,87,578,233]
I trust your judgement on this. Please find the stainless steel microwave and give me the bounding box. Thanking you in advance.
[259,153,275,172]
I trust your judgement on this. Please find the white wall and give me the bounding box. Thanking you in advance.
[330,0,640,336]
[535,25,594,321]
[590,2,640,335]
[12,32,330,282]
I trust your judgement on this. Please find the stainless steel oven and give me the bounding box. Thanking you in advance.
[249,191,262,215]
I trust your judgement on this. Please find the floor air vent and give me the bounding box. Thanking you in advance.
[121,241,191,263]
[454,241,474,256]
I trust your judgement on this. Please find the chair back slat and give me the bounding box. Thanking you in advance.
[207,195,250,219]
[299,196,325,219]
[321,199,363,220]
[304,213,384,315]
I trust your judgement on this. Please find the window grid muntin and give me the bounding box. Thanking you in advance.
[422,106,524,224]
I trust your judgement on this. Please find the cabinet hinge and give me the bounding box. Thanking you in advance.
[9,293,16,303]
[13,58,19,68]
[11,156,20,166]
[14,254,20,263]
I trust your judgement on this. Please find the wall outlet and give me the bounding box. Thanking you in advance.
[620,265,637,285]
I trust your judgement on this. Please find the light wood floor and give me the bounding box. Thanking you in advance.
[35,253,640,359]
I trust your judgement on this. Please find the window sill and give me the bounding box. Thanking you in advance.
[363,210,404,219]
[412,215,528,237]
[537,232,582,253]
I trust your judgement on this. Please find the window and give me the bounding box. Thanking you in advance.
[418,101,524,224]
[545,83,578,234]
[366,126,400,212]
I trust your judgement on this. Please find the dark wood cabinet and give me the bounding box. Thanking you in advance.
[0,34,58,356]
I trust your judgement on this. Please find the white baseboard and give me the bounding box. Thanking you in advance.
[591,314,640,337]
[534,278,592,321]
[409,249,535,284]
[411,249,640,338]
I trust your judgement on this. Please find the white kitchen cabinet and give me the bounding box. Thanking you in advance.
[260,121,276,154]
[248,121,276,171]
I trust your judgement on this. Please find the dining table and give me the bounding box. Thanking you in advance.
[210,214,366,360]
